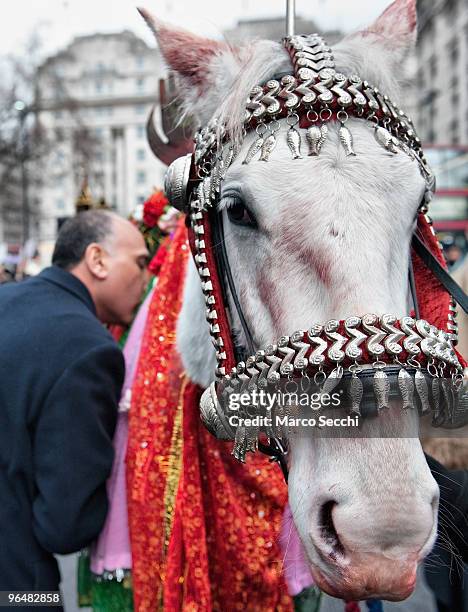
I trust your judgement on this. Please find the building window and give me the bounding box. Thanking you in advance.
[54,109,63,119]
[136,77,145,92]
[136,56,144,69]
[448,38,459,64]
[137,195,145,205]
[451,92,459,107]
[96,106,113,117]
[136,171,146,185]
[450,118,459,143]
[136,148,145,161]
[429,55,437,77]
[417,68,425,90]
[135,104,146,115]
[95,80,103,94]
[136,124,145,138]
[54,65,65,78]
[56,199,65,210]
[94,127,103,138]
[445,0,458,20]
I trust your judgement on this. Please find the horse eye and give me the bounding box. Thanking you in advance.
[225,196,257,229]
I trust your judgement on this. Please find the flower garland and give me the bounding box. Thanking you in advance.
[136,190,181,259]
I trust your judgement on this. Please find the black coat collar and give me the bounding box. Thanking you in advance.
[39,266,96,315]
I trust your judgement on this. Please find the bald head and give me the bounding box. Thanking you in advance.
[53,210,150,325]
[105,213,147,258]
[52,210,116,270]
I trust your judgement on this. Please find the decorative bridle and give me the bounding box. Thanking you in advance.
[163,33,466,468]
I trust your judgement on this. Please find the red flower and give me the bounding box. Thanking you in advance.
[148,236,171,276]
[143,190,169,228]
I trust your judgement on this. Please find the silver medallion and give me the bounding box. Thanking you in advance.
[349,374,363,415]
[374,126,399,153]
[306,124,328,155]
[287,126,302,159]
[245,425,259,453]
[374,369,390,410]
[243,136,264,165]
[398,368,414,410]
[232,424,247,463]
[339,123,356,156]
[322,366,343,394]
[259,133,277,161]
[415,369,430,415]
[431,376,441,422]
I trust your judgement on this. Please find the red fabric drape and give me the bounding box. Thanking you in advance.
[127,220,291,611]
[163,381,291,611]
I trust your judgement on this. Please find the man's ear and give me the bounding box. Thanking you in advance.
[84,243,108,280]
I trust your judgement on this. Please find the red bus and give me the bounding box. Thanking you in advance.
[424,145,468,266]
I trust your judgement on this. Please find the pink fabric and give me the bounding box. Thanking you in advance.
[90,287,155,574]
[279,503,314,596]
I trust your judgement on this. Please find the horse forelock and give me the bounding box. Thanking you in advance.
[215,40,290,144]
[198,32,408,145]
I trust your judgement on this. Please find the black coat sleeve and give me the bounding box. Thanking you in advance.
[32,343,125,554]
[426,453,468,562]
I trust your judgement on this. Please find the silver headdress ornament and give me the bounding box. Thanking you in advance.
[163,15,464,464]
[286,0,296,37]
[191,29,435,205]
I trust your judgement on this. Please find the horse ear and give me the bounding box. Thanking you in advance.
[351,0,417,57]
[137,8,227,88]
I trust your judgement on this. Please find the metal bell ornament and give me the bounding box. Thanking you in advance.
[164,153,192,213]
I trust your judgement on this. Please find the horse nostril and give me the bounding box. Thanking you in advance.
[318,500,345,560]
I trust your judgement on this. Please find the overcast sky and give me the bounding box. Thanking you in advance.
[5,0,392,59]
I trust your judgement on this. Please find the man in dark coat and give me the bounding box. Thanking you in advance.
[0,210,149,605]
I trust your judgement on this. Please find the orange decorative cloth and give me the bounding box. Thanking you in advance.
[126,219,291,612]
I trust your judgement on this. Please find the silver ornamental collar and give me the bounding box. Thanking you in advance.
[199,314,463,462]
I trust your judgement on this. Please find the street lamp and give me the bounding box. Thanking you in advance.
[14,100,26,113]
[14,99,29,244]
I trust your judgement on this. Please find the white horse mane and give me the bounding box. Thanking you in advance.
[179,31,411,143]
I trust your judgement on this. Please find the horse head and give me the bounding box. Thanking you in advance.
[142,0,444,601]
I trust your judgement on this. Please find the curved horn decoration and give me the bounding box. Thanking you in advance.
[146,75,194,166]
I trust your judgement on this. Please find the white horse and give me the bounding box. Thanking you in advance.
[142,0,439,601]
